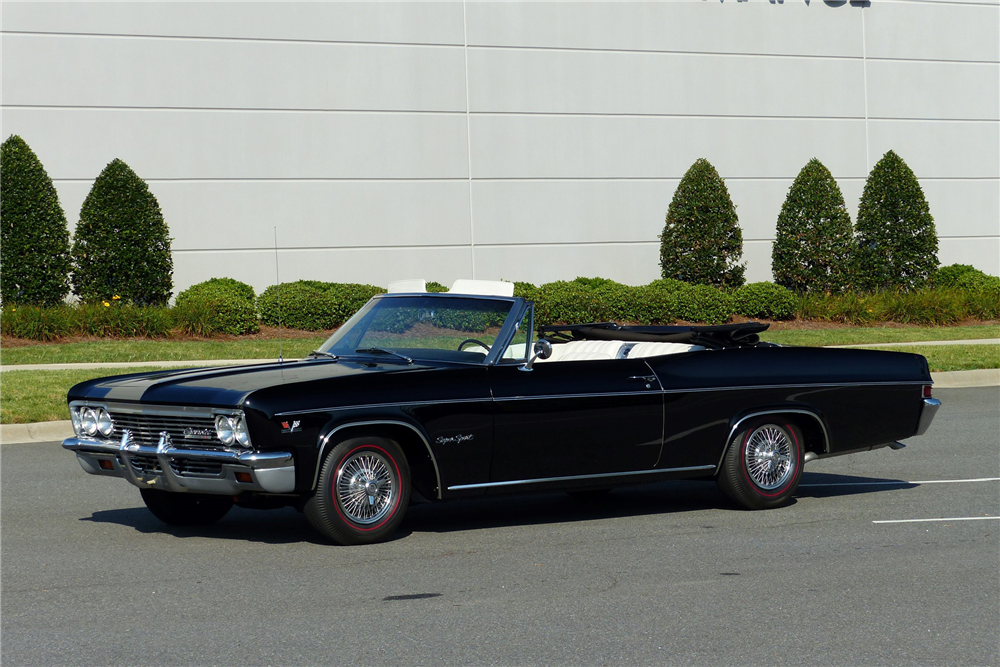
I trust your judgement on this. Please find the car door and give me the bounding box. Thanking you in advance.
[488,358,663,483]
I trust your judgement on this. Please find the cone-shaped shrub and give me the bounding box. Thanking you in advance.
[0,135,72,305]
[72,159,173,305]
[854,151,938,292]
[660,158,745,288]
[772,158,854,293]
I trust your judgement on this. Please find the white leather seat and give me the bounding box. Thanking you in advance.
[626,342,705,358]
[536,340,627,363]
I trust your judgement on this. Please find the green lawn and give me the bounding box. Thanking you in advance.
[1,366,200,425]
[761,324,999,347]
[1,342,995,425]
[1,324,997,366]
[862,344,999,373]
[0,338,327,366]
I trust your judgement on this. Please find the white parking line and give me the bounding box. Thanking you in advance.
[873,517,998,524]
[800,477,1000,488]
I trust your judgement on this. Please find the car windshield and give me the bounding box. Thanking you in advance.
[317,295,518,364]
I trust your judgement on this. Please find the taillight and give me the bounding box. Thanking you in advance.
[922,385,933,399]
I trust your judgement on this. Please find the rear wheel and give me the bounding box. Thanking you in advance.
[139,489,233,526]
[717,419,802,510]
[305,436,410,545]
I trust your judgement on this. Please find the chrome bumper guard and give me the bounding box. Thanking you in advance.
[915,398,941,436]
[63,430,295,495]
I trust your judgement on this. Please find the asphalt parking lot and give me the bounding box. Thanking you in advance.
[2,387,997,666]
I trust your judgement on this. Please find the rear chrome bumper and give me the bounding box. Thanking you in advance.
[63,432,295,495]
[915,398,941,436]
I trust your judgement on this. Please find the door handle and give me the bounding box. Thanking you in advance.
[628,375,658,388]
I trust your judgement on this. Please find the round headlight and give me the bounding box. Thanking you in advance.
[234,417,251,448]
[70,408,82,435]
[215,415,235,445]
[81,407,98,436]
[97,409,114,437]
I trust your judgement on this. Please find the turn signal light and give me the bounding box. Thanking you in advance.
[99,460,114,470]
[234,472,253,483]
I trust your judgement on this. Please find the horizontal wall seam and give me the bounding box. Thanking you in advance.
[4,30,997,65]
[879,0,999,7]
[50,176,1000,184]
[8,106,997,124]
[170,237,998,253]
[0,29,465,48]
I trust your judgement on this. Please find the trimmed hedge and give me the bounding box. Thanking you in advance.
[72,159,173,305]
[4,272,996,342]
[660,158,745,288]
[174,278,259,336]
[258,281,383,331]
[0,135,72,306]
[772,158,854,293]
[854,151,938,292]
[732,282,797,320]
[0,303,174,341]
[668,284,733,325]
[933,264,981,289]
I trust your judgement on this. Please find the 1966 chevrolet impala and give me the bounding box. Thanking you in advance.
[64,279,940,545]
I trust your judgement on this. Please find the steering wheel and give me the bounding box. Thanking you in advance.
[457,338,491,352]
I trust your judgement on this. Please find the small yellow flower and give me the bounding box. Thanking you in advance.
[867,308,873,313]
[103,301,110,307]
[112,295,120,300]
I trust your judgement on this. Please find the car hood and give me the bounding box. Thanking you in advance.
[67,358,440,408]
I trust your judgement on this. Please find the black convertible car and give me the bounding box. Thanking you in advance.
[64,280,940,545]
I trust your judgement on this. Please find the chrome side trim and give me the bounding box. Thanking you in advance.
[716,409,831,472]
[276,381,926,416]
[659,380,927,395]
[276,397,490,417]
[494,390,661,402]
[314,420,443,500]
[446,465,715,491]
[915,398,941,436]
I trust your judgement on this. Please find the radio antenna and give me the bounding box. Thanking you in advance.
[274,226,283,364]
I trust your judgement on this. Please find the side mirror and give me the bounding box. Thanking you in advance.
[520,340,552,371]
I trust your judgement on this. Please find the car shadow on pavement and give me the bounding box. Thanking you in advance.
[403,480,729,535]
[79,473,915,544]
[79,505,364,546]
[796,471,917,498]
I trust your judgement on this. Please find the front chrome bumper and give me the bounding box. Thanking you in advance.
[63,431,295,495]
[915,398,942,436]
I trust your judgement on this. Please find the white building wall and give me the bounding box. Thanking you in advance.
[2,0,997,295]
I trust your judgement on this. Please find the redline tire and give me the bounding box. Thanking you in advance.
[305,436,411,545]
[717,420,803,510]
[139,488,233,526]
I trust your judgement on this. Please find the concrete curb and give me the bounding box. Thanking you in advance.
[930,368,1000,388]
[2,369,995,446]
[1,420,73,445]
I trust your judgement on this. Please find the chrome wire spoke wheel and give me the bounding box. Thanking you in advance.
[744,425,795,490]
[335,451,395,525]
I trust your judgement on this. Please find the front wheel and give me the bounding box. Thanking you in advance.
[139,488,233,525]
[305,436,410,545]
[717,420,803,510]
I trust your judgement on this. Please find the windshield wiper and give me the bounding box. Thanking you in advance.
[354,347,413,364]
[306,350,339,360]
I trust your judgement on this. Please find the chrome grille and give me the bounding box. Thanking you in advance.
[109,412,220,448]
